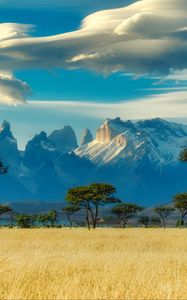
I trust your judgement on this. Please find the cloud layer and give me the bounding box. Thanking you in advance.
[1,0,187,104]
[1,0,187,77]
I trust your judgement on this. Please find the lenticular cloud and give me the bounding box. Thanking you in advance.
[1,0,187,104]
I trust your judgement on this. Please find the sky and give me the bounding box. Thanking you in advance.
[0,0,187,148]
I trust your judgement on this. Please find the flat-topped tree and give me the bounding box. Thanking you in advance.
[111,203,144,228]
[62,205,80,228]
[66,183,120,229]
[154,206,175,228]
[174,193,187,226]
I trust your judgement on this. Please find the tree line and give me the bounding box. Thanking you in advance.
[0,184,187,229]
[0,148,187,229]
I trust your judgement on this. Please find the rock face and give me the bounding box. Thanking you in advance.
[48,126,78,152]
[80,128,93,145]
[77,117,187,167]
[0,120,20,167]
[23,131,56,169]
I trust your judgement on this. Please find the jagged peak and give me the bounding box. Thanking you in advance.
[0,120,14,139]
[48,124,78,152]
[32,131,48,143]
[81,128,93,146]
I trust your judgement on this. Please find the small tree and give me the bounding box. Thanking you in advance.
[15,214,36,228]
[66,183,120,229]
[111,203,144,228]
[174,193,187,226]
[154,206,174,228]
[36,214,49,227]
[62,205,80,228]
[47,210,57,227]
[138,216,149,227]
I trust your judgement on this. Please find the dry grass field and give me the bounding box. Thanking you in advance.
[0,228,187,300]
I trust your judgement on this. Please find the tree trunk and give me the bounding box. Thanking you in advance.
[88,208,95,229]
[161,217,166,229]
[93,205,99,229]
[86,209,90,230]
[68,214,72,229]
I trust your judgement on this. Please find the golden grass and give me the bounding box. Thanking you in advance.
[0,228,187,300]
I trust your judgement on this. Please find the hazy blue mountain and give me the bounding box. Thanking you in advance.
[0,118,186,207]
[48,125,78,152]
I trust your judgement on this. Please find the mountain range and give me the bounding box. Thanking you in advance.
[0,117,187,209]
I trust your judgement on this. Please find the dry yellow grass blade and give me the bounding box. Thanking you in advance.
[0,228,187,299]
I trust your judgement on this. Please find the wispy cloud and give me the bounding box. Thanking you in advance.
[1,0,187,105]
[28,91,187,120]
[1,0,187,77]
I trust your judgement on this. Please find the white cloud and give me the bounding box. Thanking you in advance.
[1,0,187,105]
[0,71,31,105]
[0,0,187,78]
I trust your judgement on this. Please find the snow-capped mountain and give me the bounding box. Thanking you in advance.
[0,118,186,206]
[76,117,187,167]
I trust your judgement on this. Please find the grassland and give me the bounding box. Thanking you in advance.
[0,228,187,299]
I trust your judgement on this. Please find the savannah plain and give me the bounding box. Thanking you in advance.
[0,228,187,300]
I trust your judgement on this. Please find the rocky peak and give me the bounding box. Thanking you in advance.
[96,117,134,143]
[48,125,78,152]
[80,128,93,146]
[0,120,14,139]
[0,120,20,166]
[23,131,56,169]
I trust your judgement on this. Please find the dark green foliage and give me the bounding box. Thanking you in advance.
[111,203,144,227]
[15,214,36,228]
[66,183,120,229]
[0,160,8,175]
[138,216,150,227]
[154,206,174,228]
[62,205,80,228]
[150,216,161,227]
[36,214,50,227]
[176,219,184,227]
[179,149,187,162]
[47,210,57,227]
[0,205,12,215]
[173,193,187,225]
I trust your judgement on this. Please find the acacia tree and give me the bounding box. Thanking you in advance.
[154,206,174,228]
[111,203,144,228]
[62,205,80,228]
[66,183,120,229]
[15,214,36,228]
[174,193,187,226]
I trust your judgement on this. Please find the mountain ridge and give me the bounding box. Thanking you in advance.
[0,117,186,206]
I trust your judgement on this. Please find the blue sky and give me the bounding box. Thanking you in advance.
[0,0,187,148]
